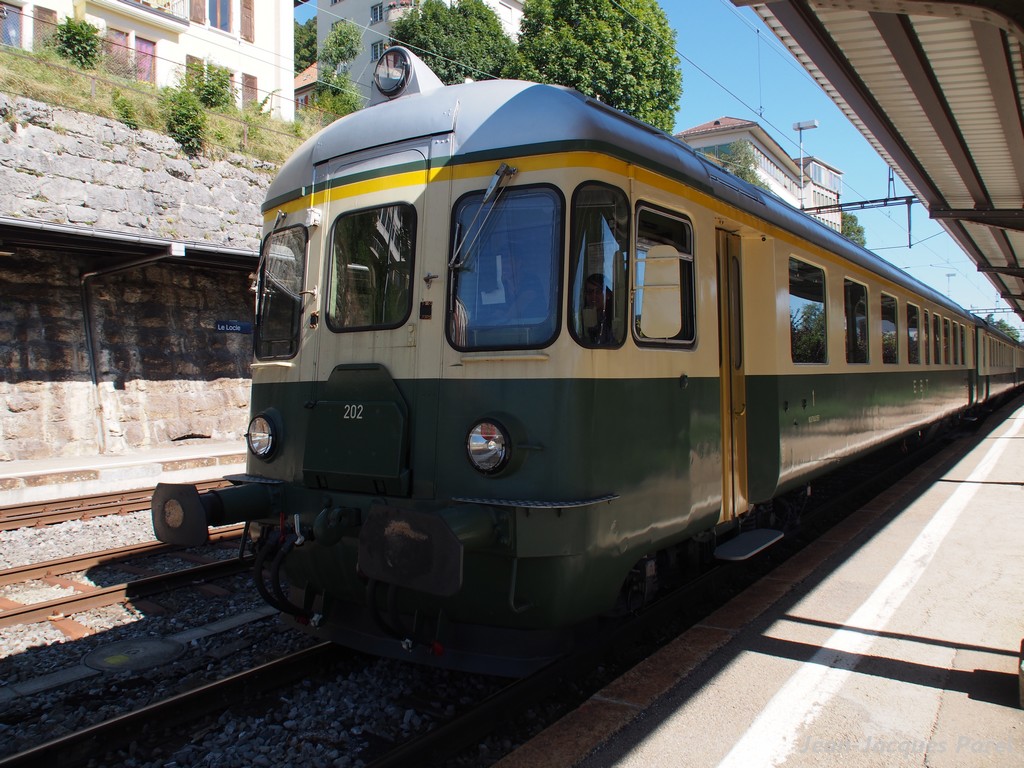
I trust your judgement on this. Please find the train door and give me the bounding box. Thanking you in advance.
[714,230,782,561]
[717,230,748,521]
[297,143,434,496]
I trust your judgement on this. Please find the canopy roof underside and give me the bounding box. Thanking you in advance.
[741,0,1024,321]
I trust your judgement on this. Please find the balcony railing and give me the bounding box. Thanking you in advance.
[118,0,189,23]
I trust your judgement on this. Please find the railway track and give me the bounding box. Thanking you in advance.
[0,480,229,531]
[0,643,341,768]
[0,526,246,634]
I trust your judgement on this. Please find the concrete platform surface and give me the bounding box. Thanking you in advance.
[0,439,246,507]
[499,398,1024,768]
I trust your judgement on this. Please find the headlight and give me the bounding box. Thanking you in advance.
[466,420,510,474]
[246,414,276,459]
[374,47,411,98]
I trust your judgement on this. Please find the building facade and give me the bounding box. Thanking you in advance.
[677,117,843,232]
[314,0,522,104]
[0,1,295,120]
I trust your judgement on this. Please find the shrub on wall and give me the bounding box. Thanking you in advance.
[160,86,206,156]
[111,89,139,130]
[52,17,102,69]
[184,60,235,109]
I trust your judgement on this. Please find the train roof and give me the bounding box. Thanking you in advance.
[268,63,974,324]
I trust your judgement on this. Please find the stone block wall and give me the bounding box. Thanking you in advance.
[0,94,276,461]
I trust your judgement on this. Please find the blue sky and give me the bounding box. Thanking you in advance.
[294,0,1021,330]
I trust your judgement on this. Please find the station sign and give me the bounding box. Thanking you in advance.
[216,320,253,334]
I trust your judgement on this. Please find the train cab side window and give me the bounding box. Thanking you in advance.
[881,293,898,364]
[569,184,629,348]
[633,206,695,345]
[255,224,308,360]
[843,279,868,363]
[906,304,920,364]
[448,185,563,350]
[326,203,415,332]
[789,257,827,364]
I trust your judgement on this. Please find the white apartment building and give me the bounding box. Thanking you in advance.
[0,1,295,120]
[678,117,843,232]
[314,0,522,105]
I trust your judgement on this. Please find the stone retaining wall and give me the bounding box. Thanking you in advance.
[0,94,275,461]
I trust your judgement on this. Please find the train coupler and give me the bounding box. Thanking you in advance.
[151,481,276,546]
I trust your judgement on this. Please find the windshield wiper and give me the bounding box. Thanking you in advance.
[448,162,517,270]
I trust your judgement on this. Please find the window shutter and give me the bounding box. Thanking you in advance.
[241,0,254,43]
[190,0,205,24]
[33,7,57,50]
[242,74,257,106]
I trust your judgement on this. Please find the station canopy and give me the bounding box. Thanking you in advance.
[738,1,1024,323]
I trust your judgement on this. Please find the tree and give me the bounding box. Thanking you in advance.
[985,314,1021,342]
[294,17,317,75]
[314,20,363,117]
[842,212,867,247]
[390,0,520,84]
[517,0,681,132]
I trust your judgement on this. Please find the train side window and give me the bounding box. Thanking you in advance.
[881,293,898,364]
[923,310,930,364]
[960,323,966,365]
[906,303,920,364]
[933,314,942,364]
[326,203,415,332]
[569,184,629,348]
[844,279,868,363]
[789,257,827,364]
[633,205,695,345]
[254,224,308,360]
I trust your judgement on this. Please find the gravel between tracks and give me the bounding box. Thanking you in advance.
[0,510,527,768]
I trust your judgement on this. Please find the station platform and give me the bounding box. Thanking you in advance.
[499,396,1024,768]
[0,439,246,507]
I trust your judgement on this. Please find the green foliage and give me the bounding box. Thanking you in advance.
[312,74,362,119]
[160,86,206,156]
[986,315,1021,342]
[319,19,363,72]
[52,17,102,69]
[294,17,318,74]
[111,89,139,130]
[390,0,520,84]
[0,46,318,165]
[842,212,867,247]
[184,59,234,109]
[312,18,363,119]
[517,0,682,132]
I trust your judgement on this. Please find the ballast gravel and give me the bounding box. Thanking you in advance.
[0,510,547,767]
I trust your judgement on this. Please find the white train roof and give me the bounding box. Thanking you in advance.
[265,53,975,324]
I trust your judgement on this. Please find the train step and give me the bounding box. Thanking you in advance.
[714,528,784,561]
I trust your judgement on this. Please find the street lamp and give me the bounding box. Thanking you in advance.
[793,119,819,209]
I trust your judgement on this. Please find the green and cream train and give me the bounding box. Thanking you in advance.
[152,48,1023,675]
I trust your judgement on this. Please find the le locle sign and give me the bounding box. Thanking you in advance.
[216,320,253,334]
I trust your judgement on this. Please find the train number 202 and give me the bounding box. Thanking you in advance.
[343,404,364,420]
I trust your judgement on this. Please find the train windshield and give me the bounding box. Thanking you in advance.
[326,204,415,331]
[254,225,307,360]
[447,186,562,350]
